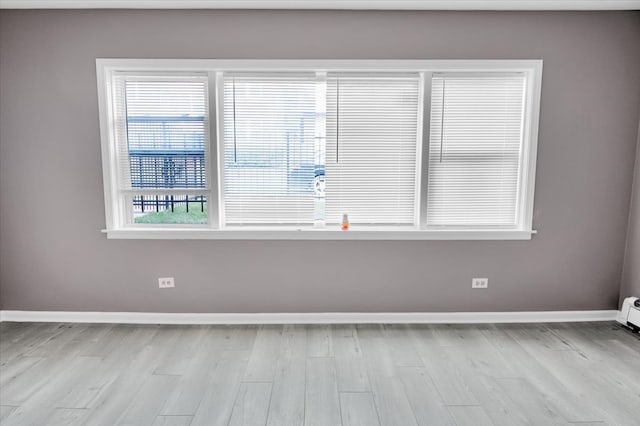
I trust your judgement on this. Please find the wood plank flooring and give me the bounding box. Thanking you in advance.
[1,321,639,425]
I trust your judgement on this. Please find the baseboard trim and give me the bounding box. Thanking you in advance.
[0,310,620,325]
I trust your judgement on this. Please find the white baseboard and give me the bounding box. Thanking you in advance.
[0,310,619,325]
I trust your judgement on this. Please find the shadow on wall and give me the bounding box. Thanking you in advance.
[621,119,640,304]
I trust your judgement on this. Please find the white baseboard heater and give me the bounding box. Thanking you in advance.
[617,297,640,332]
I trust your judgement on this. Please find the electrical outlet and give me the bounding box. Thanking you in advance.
[158,277,175,289]
[472,278,489,289]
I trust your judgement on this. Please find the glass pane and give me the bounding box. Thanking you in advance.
[125,78,208,190]
[223,77,316,196]
[132,194,208,225]
[426,75,525,227]
[222,75,318,225]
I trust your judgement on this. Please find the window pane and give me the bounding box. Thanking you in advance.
[222,75,316,225]
[426,75,526,227]
[115,75,209,191]
[325,75,420,225]
[132,194,208,225]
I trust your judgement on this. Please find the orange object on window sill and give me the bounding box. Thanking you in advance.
[341,213,349,231]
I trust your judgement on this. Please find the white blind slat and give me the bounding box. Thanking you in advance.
[426,74,526,227]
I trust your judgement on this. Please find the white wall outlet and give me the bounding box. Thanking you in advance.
[158,277,175,289]
[472,278,489,289]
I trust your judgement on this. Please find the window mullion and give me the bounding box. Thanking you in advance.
[206,71,220,229]
[419,71,433,230]
[215,72,227,228]
[314,72,327,228]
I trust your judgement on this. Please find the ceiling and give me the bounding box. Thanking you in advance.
[1,0,639,11]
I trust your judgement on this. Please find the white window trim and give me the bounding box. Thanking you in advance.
[101,228,536,240]
[97,59,542,240]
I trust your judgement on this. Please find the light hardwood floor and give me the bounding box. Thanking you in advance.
[0,321,639,425]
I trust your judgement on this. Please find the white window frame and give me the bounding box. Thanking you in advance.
[97,59,542,240]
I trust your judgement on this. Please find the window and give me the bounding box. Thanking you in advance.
[426,74,526,228]
[222,74,318,225]
[325,74,420,226]
[106,73,211,227]
[97,60,542,239]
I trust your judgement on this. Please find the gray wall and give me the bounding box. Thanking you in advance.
[1,10,640,313]
[621,120,640,302]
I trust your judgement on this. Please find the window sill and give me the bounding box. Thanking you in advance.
[102,227,536,240]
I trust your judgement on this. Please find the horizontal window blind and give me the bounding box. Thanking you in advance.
[325,75,420,225]
[222,74,317,225]
[426,74,526,227]
[112,74,209,192]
